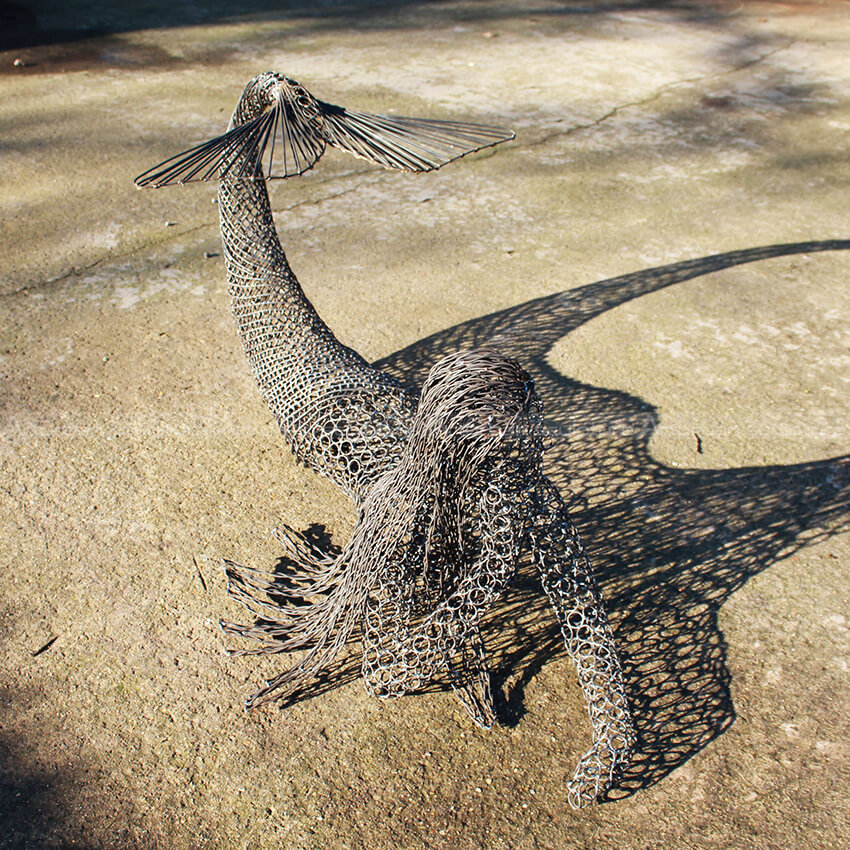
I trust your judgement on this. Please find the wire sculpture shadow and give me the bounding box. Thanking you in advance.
[369,238,850,797]
[133,71,849,801]
[268,239,850,798]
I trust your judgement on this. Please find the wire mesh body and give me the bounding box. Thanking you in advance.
[223,349,635,807]
[135,71,635,806]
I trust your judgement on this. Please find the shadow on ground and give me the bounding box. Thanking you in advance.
[253,239,850,801]
[380,238,850,799]
[0,678,97,850]
[0,653,160,849]
[0,1,767,50]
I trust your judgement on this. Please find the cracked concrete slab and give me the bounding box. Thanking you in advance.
[1,2,848,848]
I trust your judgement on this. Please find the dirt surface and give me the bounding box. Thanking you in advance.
[1,2,849,848]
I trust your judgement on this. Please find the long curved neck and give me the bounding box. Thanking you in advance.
[215,79,416,501]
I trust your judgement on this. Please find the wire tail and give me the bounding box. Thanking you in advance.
[134,96,327,188]
[319,101,515,172]
[134,88,514,187]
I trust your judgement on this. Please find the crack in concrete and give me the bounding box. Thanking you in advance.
[1,173,386,299]
[1,257,109,299]
[271,176,378,216]
[2,39,794,300]
[0,221,213,300]
[528,38,795,149]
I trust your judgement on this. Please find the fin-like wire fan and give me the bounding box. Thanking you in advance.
[135,86,514,187]
[319,101,515,173]
[134,87,327,188]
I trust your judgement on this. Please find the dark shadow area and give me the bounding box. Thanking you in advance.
[0,608,74,850]
[0,605,163,849]
[0,695,162,849]
[0,681,94,850]
[376,239,850,798]
[0,1,747,51]
[0,725,69,850]
[266,239,850,799]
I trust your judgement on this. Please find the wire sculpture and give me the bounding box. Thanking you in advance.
[135,71,635,807]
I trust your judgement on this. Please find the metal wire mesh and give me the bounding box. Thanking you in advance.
[136,72,635,806]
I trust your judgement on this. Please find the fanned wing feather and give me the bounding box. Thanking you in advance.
[318,102,515,172]
[134,91,327,188]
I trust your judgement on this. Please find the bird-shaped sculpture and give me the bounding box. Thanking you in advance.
[135,71,635,808]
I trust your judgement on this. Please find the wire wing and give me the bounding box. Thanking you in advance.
[134,91,327,188]
[318,101,515,172]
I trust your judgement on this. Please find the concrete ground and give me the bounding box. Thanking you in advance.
[1,1,849,848]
